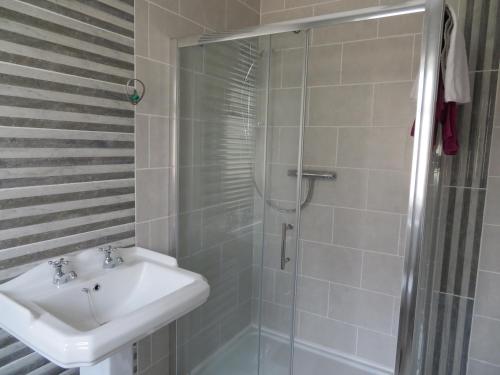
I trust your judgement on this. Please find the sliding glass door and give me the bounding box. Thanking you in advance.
[256,30,308,375]
[174,2,444,374]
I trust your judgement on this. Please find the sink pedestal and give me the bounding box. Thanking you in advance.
[80,345,133,375]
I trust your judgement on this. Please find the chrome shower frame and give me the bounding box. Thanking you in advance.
[171,0,445,373]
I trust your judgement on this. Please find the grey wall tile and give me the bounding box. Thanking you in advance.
[179,0,226,32]
[373,82,416,126]
[342,36,413,83]
[361,253,404,296]
[180,246,222,284]
[470,316,500,366]
[474,271,500,320]
[239,268,253,303]
[261,0,284,13]
[311,0,378,44]
[299,204,333,243]
[479,224,500,273]
[222,233,254,278]
[226,0,260,30]
[178,212,202,258]
[311,168,368,209]
[135,0,149,57]
[150,217,173,254]
[136,114,149,169]
[468,359,500,375]
[488,128,500,176]
[328,284,394,333]
[308,85,373,126]
[356,329,397,368]
[337,127,409,170]
[254,266,275,301]
[156,7,203,39]
[136,168,171,222]
[136,222,150,248]
[148,4,172,63]
[301,241,363,286]
[150,0,179,12]
[261,7,313,23]
[178,324,220,373]
[312,20,378,45]
[307,44,342,86]
[297,311,357,354]
[378,13,423,36]
[278,127,300,163]
[141,356,169,375]
[282,48,305,88]
[149,116,171,168]
[485,178,500,224]
[303,127,337,166]
[270,88,303,125]
[261,300,292,334]
[221,301,252,342]
[333,208,400,254]
[275,272,330,315]
[136,57,170,116]
[367,170,410,214]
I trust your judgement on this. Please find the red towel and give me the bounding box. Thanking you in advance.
[411,74,459,155]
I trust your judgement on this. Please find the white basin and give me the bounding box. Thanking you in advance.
[0,247,209,369]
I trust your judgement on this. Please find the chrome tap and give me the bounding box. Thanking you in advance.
[99,245,124,269]
[48,258,77,286]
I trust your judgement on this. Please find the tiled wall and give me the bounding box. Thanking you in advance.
[133,1,260,374]
[467,0,500,371]
[0,0,135,373]
[0,0,135,282]
[258,0,421,369]
[413,0,499,374]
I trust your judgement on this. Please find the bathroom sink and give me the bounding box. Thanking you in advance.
[0,247,210,369]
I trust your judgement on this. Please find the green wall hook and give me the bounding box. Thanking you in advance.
[125,79,146,105]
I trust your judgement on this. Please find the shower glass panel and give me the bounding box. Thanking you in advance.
[257,30,308,375]
[175,37,270,374]
[175,30,309,375]
[292,11,419,375]
[174,2,441,374]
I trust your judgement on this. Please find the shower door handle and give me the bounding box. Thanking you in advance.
[280,223,293,270]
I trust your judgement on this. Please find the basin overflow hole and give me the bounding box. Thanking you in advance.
[81,283,101,293]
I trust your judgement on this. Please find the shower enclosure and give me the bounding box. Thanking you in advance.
[172,0,444,374]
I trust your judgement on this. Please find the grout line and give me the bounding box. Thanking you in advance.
[146,0,207,31]
[473,314,500,324]
[410,33,417,80]
[467,357,500,369]
[359,251,364,288]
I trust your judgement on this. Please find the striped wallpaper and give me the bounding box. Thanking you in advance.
[0,0,135,373]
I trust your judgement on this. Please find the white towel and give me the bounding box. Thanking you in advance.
[443,5,470,103]
[411,4,471,104]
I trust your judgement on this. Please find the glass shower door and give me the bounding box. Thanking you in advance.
[175,30,308,375]
[257,30,308,375]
